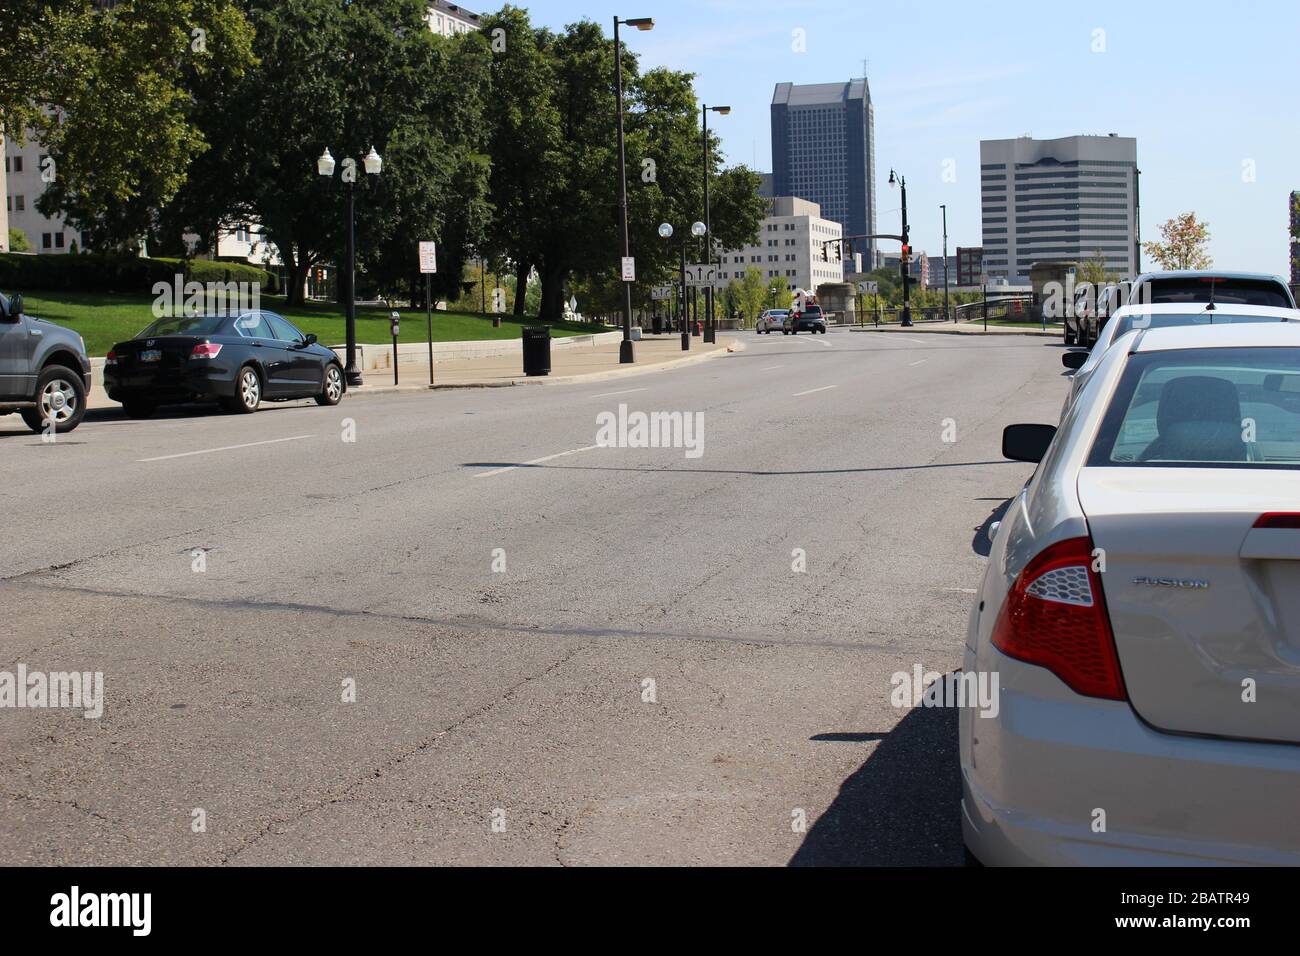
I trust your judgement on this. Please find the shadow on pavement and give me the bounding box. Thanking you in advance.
[791,698,963,867]
[971,497,1013,557]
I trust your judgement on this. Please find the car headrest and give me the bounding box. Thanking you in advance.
[1156,375,1241,435]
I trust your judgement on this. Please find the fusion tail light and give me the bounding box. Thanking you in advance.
[1254,513,1300,529]
[190,342,222,360]
[105,350,117,366]
[991,535,1126,700]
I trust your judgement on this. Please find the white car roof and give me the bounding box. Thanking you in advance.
[1108,303,1300,322]
[1132,321,1300,353]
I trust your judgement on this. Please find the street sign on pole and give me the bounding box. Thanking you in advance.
[418,241,437,274]
[651,285,673,300]
[684,265,716,288]
[621,257,636,282]
[857,280,878,295]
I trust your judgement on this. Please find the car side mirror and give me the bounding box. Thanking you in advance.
[303,333,318,346]
[1062,351,1088,370]
[6,294,24,320]
[1003,423,1057,463]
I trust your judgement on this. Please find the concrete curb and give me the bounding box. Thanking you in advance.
[347,337,742,397]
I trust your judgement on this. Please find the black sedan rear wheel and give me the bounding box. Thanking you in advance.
[315,364,344,406]
[223,365,262,414]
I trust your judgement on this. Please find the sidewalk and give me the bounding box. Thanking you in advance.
[86,332,739,408]
[850,321,1061,337]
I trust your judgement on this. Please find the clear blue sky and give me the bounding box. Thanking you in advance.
[520,0,1299,274]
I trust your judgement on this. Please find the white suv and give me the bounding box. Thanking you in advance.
[755,309,789,334]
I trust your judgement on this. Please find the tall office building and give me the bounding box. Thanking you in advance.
[771,79,877,268]
[980,134,1138,283]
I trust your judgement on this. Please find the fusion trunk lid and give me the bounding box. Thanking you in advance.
[1078,467,1300,744]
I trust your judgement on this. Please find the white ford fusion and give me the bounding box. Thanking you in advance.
[962,323,1300,866]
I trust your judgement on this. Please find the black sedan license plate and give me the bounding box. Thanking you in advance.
[140,350,161,363]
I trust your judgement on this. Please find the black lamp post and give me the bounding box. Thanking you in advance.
[318,145,382,386]
[701,104,730,344]
[613,16,655,364]
[888,168,912,327]
[660,221,705,351]
[940,203,951,322]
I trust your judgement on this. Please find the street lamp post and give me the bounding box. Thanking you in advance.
[940,203,950,322]
[318,146,382,386]
[701,104,730,344]
[613,16,655,365]
[889,169,912,327]
[660,222,705,351]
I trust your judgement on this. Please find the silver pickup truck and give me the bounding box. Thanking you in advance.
[0,291,93,433]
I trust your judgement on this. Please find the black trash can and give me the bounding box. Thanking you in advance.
[652,315,664,335]
[522,326,551,377]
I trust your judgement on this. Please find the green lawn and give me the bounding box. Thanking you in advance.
[17,290,605,357]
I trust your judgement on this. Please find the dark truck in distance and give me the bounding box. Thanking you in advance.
[0,292,92,433]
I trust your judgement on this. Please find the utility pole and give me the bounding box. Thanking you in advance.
[940,204,951,322]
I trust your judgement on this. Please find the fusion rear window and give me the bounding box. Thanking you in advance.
[1111,311,1293,341]
[1089,347,1300,469]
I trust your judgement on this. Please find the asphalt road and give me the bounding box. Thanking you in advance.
[0,328,1065,865]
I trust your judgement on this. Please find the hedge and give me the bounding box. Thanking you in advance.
[0,253,278,296]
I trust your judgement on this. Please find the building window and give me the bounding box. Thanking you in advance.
[54,233,64,249]
[11,156,22,173]
[15,195,24,211]
[42,233,53,249]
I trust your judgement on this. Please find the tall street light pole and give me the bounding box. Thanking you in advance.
[318,146,382,386]
[889,169,912,327]
[940,203,950,322]
[613,16,655,365]
[660,222,705,351]
[701,104,730,344]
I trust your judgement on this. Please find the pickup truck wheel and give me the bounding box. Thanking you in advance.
[20,365,86,434]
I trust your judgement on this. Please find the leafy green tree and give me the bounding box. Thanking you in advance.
[4,0,256,248]
[766,277,793,310]
[732,267,768,325]
[7,227,32,252]
[165,0,492,305]
[477,12,764,320]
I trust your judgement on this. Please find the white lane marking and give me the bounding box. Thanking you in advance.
[909,360,927,367]
[942,588,979,594]
[789,335,833,348]
[760,365,785,371]
[591,387,648,399]
[792,385,837,397]
[138,434,315,463]
[473,444,601,479]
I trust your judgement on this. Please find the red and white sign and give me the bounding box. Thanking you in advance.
[621,257,636,282]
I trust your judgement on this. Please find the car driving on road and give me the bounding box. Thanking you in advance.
[1060,303,1299,419]
[104,310,345,417]
[964,322,1300,865]
[755,309,789,334]
[0,291,92,434]
[784,304,828,334]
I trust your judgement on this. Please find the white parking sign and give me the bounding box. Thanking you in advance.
[418,241,437,274]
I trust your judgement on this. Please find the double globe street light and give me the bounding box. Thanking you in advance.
[613,16,655,364]
[659,221,706,352]
[317,145,383,385]
[700,104,730,344]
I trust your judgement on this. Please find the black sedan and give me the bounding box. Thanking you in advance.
[783,305,828,334]
[104,311,346,417]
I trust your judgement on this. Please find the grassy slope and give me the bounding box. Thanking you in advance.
[18,291,603,356]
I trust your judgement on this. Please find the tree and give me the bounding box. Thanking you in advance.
[476,12,764,320]
[732,267,768,325]
[165,0,492,305]
[7,228,32,252]
[1143,212,1212,271]
[765,276,793,310]
[1078,248,1119,288]
[3,0,257,248]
